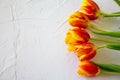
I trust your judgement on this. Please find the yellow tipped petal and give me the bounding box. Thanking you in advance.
[80,0,100,20]
[68,11,91,28]
[65,27,90,45]
[75,42,96,61]
[77,61,100,77]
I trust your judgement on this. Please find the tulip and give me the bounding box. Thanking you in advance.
[77,61,100,77]
[75,42,96,61]
[65,27,90,46]
[80,0,100,20]
[68,11,91,29]
[80,0,120,19]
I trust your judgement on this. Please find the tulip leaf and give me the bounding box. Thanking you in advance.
[114,0,120,7]
[97,63,120,73]
[92,30,120,38]
[106,43,120,50]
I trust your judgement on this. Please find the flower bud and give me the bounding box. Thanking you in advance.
[80,0,100,20]
[77,61,100,77]
[65,27,90,45]
[68,11,90,29]
[75,42,96,61]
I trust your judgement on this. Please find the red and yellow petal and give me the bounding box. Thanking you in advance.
[71,27,90,42]
[77,61,100,77]
[65,27,90,45]
[80,0,100,20]
[79,49,96,61]
[68,11,91,28]
[75,42,96,60]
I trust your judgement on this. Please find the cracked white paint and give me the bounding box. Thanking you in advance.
[0,0,120,80]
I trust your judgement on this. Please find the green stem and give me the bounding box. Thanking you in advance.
[96,43,120,50]
[114,0,120,6]
[97,45,106,49]
[90,28,120,38]
[90,25,108,32]
[90,25,120,38]
[96,63,120,73]
[90,38,120,43]
[93,62,120,73]
[101,12,120,17]
[106,43,120,50]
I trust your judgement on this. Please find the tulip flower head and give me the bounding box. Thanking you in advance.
[65,27,90,51]
[77,61,100,77]
[75,42,96,61]
[80,0,100,20]
[68,11,91,29]
[65,27,90,45]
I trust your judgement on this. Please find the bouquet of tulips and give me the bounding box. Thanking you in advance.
[65,0,120,77]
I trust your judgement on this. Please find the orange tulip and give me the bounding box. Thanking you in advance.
[75,42,96,61]
[68,11,91,29]
[77,61,100,77]
[65,27,90,47]
[80,0,100,20]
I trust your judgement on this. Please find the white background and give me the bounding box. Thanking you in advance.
[0,0,120,80]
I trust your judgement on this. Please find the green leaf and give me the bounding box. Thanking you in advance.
[114,0,120,7]
[106,43,120,50]
[92,31,120,38]
[97,64,120,73]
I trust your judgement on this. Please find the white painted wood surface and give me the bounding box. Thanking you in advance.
[0,0,120,80]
